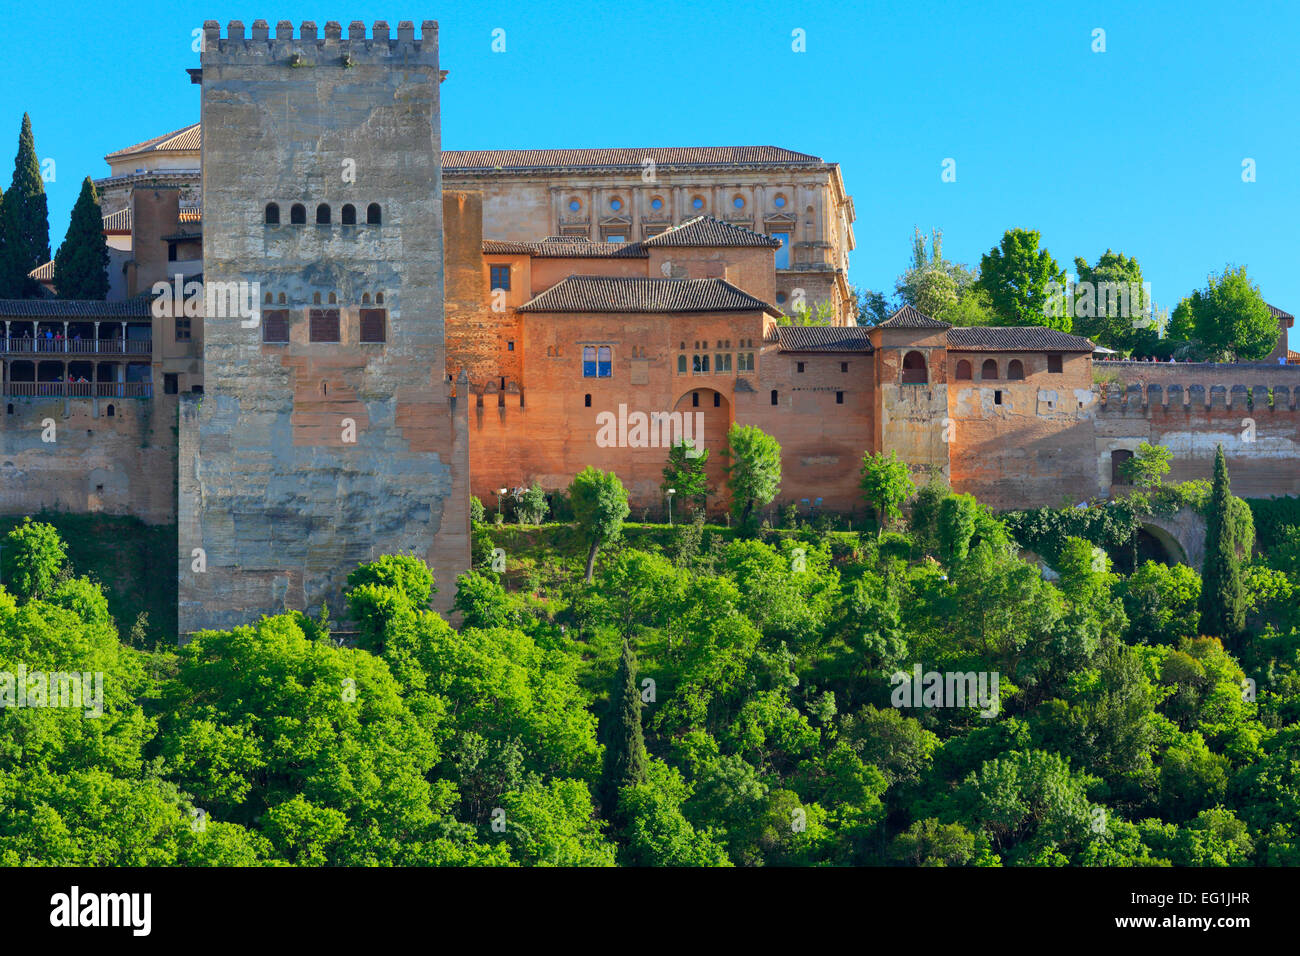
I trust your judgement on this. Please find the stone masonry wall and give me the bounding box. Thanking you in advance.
[180,20,467,635]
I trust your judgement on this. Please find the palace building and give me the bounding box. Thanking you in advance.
[1,19,1298,637]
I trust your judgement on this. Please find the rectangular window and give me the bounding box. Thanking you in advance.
[797,361,805,373]
[359,309,386,343]
[490,265,511,291]
[773,232,790,270]
[507,340,515,351]
[1048,353,1063,373]
[164,373,179,395]
[167,242,178,262]
[836,391,844,404]
[841,362,848,373]
[583,346,613,378]
[693,354,710,374]
[309,309,340,343]
[175,318,192,342]
[263,310,290,343]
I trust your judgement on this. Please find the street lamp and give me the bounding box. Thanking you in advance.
[497,487,507,521]
[666,488,676,526]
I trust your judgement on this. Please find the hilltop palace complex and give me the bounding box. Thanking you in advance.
[0,20,1296,635]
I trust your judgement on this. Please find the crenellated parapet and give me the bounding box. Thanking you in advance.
[1096,382,1298,413]
[201,19,438,62]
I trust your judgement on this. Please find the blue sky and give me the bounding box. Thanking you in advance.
[5,0,1297,348]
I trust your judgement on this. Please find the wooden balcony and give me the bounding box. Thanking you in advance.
[2,337,152,355]
[4,382,153,398]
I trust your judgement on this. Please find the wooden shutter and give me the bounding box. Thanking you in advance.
[309,309,340,343]
[359,309,386,343]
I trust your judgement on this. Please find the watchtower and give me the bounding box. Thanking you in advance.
[179,19,468,636]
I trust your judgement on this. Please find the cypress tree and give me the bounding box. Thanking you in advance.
[600,639,648,815]
[1199,445,1246,640]
[0,113,50,298]
[53,177,108,299]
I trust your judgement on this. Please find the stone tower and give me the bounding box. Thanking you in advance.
[179,19,468,636]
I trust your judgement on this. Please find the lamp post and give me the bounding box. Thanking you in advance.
[497,487,507,521]
[666,488,676,526]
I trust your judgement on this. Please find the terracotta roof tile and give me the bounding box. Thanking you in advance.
[1268,303,1294,322]
[946,326,1094,352]
[104,123,201,159]
[481,238,647,258]
[0,299,153,318]
[640,215,781,248]
[102,208,132,232]
[442,146,825,170]
[776,325,873,352]
[518,276,780,315]
[876,305,950,329]
[27,261,54,281]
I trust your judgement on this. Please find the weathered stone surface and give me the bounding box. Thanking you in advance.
[180,20,466,637]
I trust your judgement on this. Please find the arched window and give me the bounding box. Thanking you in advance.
[1112,449,1134,485]
[106,404,115,417]
[901,350,927,384]
[341,203,357,225]
[771,389,779,405]
[265,202,280,224]
[316,204,331,225]
[290,203,306,224]
[677,355,686,374]
[981,359,999,380]
[955,359,972,380]
[366,203,382,225]
[1007,359,1025,380]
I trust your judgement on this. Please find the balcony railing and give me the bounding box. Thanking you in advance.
[2,337,152,355]
[4,382,153,398]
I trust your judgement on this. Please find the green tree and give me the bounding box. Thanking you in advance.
[1119,441,1173,490]
[895,228,975,319]
[1169,267,1277,361]
[662,438,710,513]
[858,451,916,538]
[1071,249,1153,352]
[601,639,649,815]
[1199,446,1246,640]
[975,228,1068,330]
[569,466,630,581]
[1,518,68,599]
[0,114,50,298]
[52,177,109,299]
[938,493,978,565]
[725,424,782,531]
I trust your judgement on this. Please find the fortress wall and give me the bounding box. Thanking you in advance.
[0,397,176,525]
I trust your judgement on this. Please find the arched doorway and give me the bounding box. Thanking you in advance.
[671,387,732,515]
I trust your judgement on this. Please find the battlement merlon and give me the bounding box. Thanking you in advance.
[201,20,438,62]
[1096,382,1298,412]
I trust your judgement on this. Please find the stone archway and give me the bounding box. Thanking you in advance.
[1138,510,1206,569]
[672,387,732,513]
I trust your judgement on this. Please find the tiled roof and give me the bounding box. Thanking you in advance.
[0,299,153,318]
[178,209,202,224]
[640,215,781,248]
[876,305,950,329]
[946,326,1094,352]
[1268,303,1294,322]
[442,146,825,171]
[105,123,201,159]
[776,325,873,352]
[481,238,647,258]
[102,208,132,232]
[1288,349,1300,365]
[518,276,781,315]
[27,261,54,281]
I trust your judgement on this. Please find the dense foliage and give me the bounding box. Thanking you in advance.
[4,464,1300,866]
